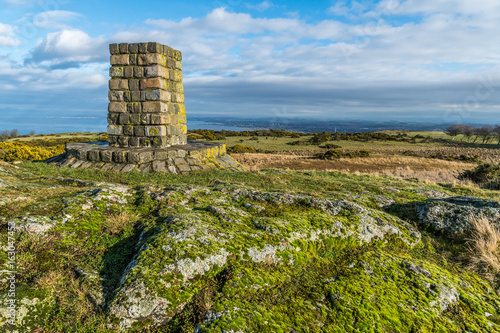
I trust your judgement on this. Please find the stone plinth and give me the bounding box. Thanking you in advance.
[47,142,244,174]
[107,42,187,148]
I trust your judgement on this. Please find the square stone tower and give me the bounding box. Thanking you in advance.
[107,42,187,148]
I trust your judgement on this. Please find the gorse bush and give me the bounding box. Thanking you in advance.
[227,145,256,153]
[459,163,500,189]
[0,135,106,162]
[0,142,65,161]
[314,149,370,160]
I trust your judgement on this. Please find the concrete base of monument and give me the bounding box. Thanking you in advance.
[45,141,246,174]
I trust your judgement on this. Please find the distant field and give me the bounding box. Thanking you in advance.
[5,132,104,142]
[2,130,499,184]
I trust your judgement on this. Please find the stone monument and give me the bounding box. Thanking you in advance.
[48,42,244,174]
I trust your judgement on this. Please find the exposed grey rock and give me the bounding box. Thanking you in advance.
[416,196,500,235]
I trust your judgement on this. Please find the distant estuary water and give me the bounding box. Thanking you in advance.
[0,116,254,135]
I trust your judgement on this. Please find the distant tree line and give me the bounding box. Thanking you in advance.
[446,124,500,144]
[0,129,35,140]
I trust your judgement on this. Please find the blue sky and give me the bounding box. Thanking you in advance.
[1,0,500,133]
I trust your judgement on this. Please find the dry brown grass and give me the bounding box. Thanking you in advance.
[102,210,139,235]
[465,216,500,285]
[232,153,476,183]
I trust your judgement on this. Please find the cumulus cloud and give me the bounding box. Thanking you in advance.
[27,29,107,67]
[0,22,20,46]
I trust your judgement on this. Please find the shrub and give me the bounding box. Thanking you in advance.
[314,149,370,160]
[309,132,330,145]
[0,142,65,161]
[320,143,342,149]
[227,145,256,153]
[459,163,500,185]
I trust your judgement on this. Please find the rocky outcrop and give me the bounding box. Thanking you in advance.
[416,196,500,235]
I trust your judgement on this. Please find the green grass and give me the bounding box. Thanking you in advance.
[20,161,500,203]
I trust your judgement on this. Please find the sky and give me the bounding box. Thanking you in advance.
[1,0,500,133]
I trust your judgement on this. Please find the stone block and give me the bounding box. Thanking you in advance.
[140,78,168,90]
[167,165,177,174]
[139,164,151,174]
[128,137,139,147]
[101,163,114,171]
[174,71,183,82]
[117,136,129,147]
[176,83,184,94]
[154,151,169,160]
[109,79,128,90]
[109,102,127,113]
[111,163,126,172]
[109,66,124,77]
[119,113,130,125]
[101,150,113,163]
[151,114,169,125]
[145,126,166,137]
[139,138,151,146]
[108,135,118,145]
[171,93,184,103]
[174,157,186,165]
[176,149,187,158]
[147,42,162,53]
[131,91,142,102]
[129,54,137,65]
[151,137,169,147]
[123,92,132,102]
[119,43,129,54]
[80,161,94,169]
[177,164,192,173]
[127,102,141,113]
[138,53,166,66]
[142,101,168,113]
[152,160,167,172]
[128,43,139,54]
[134,126,145,136]
[122,164,137,173]
[129,114,140,125]
[144,65,168,78]
[108,91,124,102]
[88,150,101,162]
[70,160,84,169]
[108,113,119,125]
[110,54,129,65]
[134,67,144,78]
[124,67,134,78]
[123,124,133,136]
[175,61,182,70]
[128,151,153,164]
[107,125,122,136]
[166,58,176,69]
[109,43,120,55]
[129,79,139,91]
[145,90,170,102]
[76,149,89,160]
[140,113,150,124]
[138,42,148,53]
[113,151,127,163]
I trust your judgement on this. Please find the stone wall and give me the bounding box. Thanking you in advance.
[107,42,187,148]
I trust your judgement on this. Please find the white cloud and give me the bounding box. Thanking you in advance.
[0,36,20,47]
[2,4,500,121]
[33,10,83,29]
[28,29,107,66]
[246,1,274,11]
